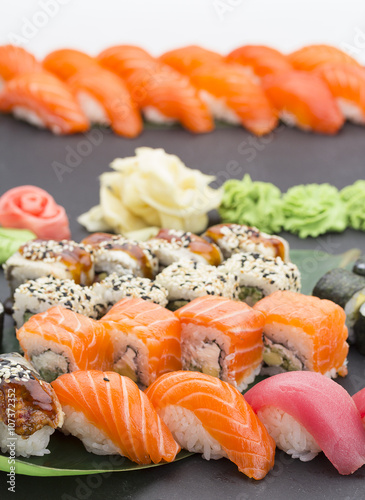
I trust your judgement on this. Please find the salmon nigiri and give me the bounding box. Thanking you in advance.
[98,45,214,133]
[159,45,224,74]
[0,45,41,86]
[246,372,365,475]
[17,306,113,381]
[42,48,99,80]
[146,371,276,479]
[288,44,361,71]
[174,296,265,391]
[100,297,182,388]
[262,70,344,134]
[314,63,365,125]
[189,63,278,135]
[0,71,89,134]
[52,370,180,463]
[68,67,142,137]
[226,45,293,78]
[254,290,349,377]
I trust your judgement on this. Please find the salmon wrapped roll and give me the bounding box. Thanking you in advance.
[175,296,265,390]
[254,291,349,377]
[17,306,113,382]
[100,298,181,389]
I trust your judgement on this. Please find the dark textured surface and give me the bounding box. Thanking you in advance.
[0,115,364,499]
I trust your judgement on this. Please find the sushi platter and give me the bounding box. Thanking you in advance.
[0,114,365,500]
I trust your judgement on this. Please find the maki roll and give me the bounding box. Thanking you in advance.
[254,291,349,378]
[52,370,180,463]
[245,371,365,475]
[17,306,113,382]
[353,257,365,277]
[145,229,223,270]
[81,233,158,279]
[92,273,168,315]
[175,296,265,390]
[0,352,64,457]
[219,252,301,306]
[155,259,239,311]
[354,303,365,355]
[202,223,289,261]
[100,298,181,389]
[313,268,365,342]
[12,276,102,328]
[4,239,95,294]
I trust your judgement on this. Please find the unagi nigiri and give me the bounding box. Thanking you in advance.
[0,45,41,87]
[226,45,293,78]
[52,370,180,463]
[100,297,182,388]
[17,306,113,382]
[0,71,89,134]
[288,44,361,71]
[189,63,278,135]
[42,48,99,80]
[254,290,349,377]
[159,45,224,74]
[245,372,365,475]
[145,371,276,479]
[98,45,214,133]
[314,63,365,125]
[262,70,344,134]
[68,67,142,137]
[174,295,265,391]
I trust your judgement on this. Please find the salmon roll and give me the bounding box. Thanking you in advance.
[145,371,276,479]
[146,229,223,270]
[0,352,63,457]
[81,233,158,280]
[100,298,181,389]
[254,291,349,377]
[17,306,113,382]
[4,239,95,293]
[175,296,265,390]
[155,259,239,311]
[12,276,102,328]
[219,252,301,306]
[91,272,168,315]
[52,370,180,463]
[202,223,289,261]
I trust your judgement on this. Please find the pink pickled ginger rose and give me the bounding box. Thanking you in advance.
[0,186,70,239]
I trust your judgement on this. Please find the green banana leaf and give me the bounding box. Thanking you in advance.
[0,248,360,477]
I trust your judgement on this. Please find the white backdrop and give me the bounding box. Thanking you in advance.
[1,0,365,62]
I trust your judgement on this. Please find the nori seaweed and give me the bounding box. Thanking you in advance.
[312,268,365,308]
[354,304,365,355]
[353,258,365,277]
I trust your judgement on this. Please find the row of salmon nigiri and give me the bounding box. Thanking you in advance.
[0,43,364,136]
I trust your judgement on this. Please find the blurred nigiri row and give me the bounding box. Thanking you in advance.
[0,43,364,136]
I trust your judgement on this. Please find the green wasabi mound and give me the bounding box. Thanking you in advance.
[340,180,365,231]
[0,227,36,264]
[282,183,347,238]
[219,174,284,234]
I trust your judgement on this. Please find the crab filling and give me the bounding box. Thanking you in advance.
[263,337,303,372]
[31,350,69,382]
